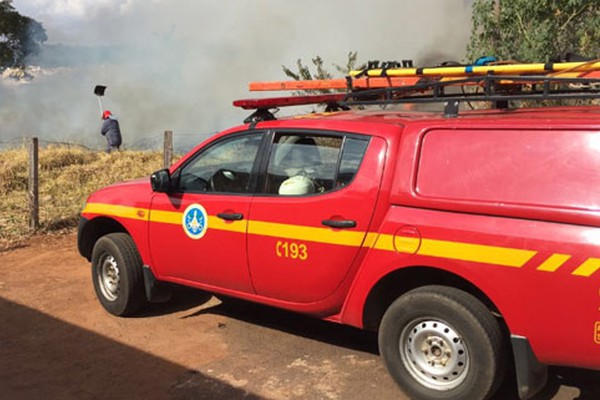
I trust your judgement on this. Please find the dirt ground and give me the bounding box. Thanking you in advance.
[1,232,599,400]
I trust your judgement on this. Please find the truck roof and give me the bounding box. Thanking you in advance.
[259,105,600,131]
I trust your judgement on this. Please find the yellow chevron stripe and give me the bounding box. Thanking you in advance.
[572,258,600,277]
[537,254,571,272]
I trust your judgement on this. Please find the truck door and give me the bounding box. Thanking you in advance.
[149,132,263,292]
[247,132,386,303]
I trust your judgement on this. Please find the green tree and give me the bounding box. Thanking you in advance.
[0,0,47,69]
[467,0,600,62]
[282,52,362,94]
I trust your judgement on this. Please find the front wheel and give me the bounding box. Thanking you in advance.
[379,285,506,400]
[91,232,146,316]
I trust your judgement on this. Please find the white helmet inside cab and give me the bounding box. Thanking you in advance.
[278,175,316,195]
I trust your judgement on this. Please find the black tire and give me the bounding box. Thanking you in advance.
[378,285,506,400]
[91,232,146,316]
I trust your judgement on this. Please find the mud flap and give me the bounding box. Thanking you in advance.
[511,335,548,399]
[142,265,172,303]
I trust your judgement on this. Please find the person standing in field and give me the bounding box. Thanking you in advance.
[100,110,122,153]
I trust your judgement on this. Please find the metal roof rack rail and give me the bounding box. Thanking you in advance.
[341,75,600,116]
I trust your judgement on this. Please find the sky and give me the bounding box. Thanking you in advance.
[2,0,474,150]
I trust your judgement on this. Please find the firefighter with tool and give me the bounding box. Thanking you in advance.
[94,84,122,153]
[100,110,122,153]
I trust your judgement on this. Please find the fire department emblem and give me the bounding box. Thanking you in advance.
[182,203,208,239]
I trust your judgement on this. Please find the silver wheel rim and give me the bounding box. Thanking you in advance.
[98,254,120,302]
[400,318,469,391]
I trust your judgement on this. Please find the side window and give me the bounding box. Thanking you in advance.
[265,133,368,196]
[337,138,369,188]
[177,133,262,194]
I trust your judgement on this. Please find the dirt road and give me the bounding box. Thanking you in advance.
[1,233,599,400]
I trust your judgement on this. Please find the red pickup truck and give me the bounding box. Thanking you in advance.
[78,76,600,400]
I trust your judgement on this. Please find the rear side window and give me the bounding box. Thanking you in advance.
[265,133,368,196]
[338,138,369,188]
[417,129,600,210]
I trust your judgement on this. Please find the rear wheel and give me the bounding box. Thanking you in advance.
[91,233,145,316]
[379,285,506,400]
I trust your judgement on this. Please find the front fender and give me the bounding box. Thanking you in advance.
[77,215,127,261]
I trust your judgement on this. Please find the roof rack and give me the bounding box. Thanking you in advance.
[235,59,600,121]
[342,75,600,117]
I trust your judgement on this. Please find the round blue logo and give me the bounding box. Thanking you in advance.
[182,203,208,239]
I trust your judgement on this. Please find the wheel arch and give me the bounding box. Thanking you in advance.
[363,266,548,399]
[78,216,128,261]
[362,266,504,332]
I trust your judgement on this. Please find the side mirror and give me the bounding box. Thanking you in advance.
[151,168,172,192]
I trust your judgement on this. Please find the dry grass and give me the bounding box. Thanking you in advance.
[0,145,176,252]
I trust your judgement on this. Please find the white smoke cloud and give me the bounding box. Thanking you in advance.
[3,0,473,151]
[12,0,144,20]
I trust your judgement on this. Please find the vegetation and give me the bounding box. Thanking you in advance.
[0,145,172,251]
[0,0,47,69]
[282,52,362,94]
[467,0,600,62]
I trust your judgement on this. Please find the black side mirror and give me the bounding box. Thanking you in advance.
[151,168,172,192]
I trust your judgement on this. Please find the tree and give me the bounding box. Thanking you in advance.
[467,0,600,62]
[282,52,362,94]
[0,0,47,69]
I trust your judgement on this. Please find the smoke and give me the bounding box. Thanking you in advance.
[2,0,473,151]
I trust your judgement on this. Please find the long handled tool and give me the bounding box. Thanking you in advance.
[348,60,600,78]
[94,85,107,116]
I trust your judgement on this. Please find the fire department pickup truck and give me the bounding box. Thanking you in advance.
[78,71,600,400]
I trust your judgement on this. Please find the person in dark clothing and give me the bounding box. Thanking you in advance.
[100,110,122,153]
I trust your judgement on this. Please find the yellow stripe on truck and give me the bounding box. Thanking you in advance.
[82,203,148,221]
[149,209,180,224]
[149,208,247,234]
[82,202,599,277]
[369,235,534,267]
[537,254,571,272]
[418,238,536,268]
[248,220,367,247]
[572,258,600,277]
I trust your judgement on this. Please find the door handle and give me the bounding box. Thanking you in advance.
[321,219,356,229]
[217,213,244,221]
